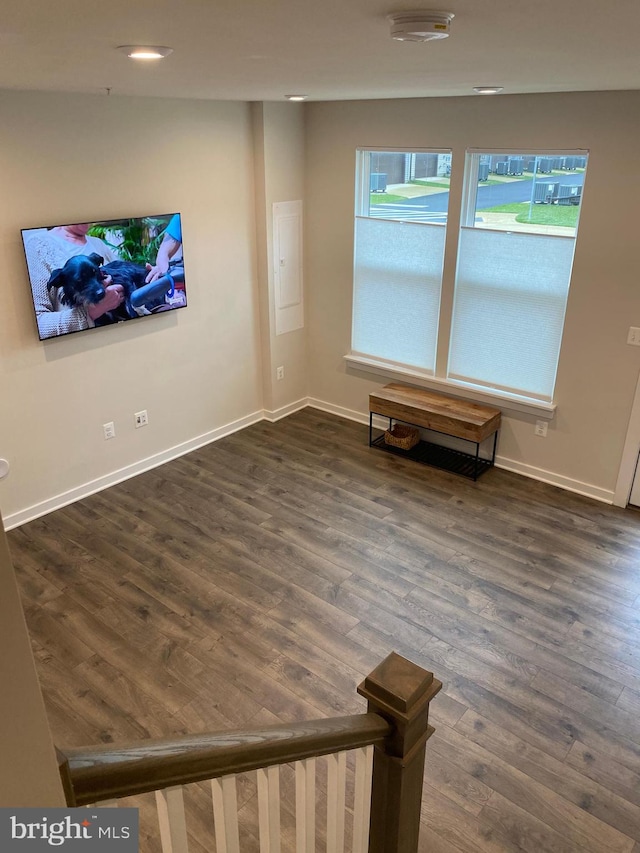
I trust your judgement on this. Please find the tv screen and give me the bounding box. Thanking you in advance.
[21,213,187,341]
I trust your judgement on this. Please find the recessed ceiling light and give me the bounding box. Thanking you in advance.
[473,86,504,95]
[387,11,454,42]
[116,45,173,60]
[285,94,307,101]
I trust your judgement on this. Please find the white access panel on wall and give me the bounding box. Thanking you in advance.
[273,201,304,335]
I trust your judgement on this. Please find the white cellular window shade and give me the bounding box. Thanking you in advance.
[351,149,450,373]
[352,217,445,371]
[449,228,575,401]
[448,150,586,402]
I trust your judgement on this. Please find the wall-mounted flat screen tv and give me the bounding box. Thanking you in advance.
[21,212,187,341]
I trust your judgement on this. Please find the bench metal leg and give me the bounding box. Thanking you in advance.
[474,431,498,480]
[369,412,394,447]
[491,431,498,465]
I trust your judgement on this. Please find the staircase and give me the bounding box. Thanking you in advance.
[57,652,441,852]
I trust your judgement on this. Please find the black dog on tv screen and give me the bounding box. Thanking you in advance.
[47,252,170,325]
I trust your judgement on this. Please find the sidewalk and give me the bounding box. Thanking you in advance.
[477,211,575,236]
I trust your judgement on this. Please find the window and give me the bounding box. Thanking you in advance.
[350,148,588,406]
[352,149,450,373]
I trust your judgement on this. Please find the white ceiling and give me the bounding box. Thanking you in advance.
[0,0,638,102]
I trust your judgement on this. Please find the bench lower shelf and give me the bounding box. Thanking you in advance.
[370,433,494,479]
[369,413,499,481]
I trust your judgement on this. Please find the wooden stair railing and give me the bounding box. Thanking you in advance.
[57,652,441,853]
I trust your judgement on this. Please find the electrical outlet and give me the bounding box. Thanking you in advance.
[534,420,548,437]
[135,410,149,428]
[276,366,285,381]
[103,421,116,440]
[627,327,640,346]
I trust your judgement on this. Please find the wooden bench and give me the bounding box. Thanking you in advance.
[369,383,501,480]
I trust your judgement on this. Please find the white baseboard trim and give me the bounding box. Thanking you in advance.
[4,409,265,530]
[307,398,370,426]
[5,399,615,529]
[308,398,614,504]
[495,456,614,504]
[263,397,310,423]
[307,398,391,432]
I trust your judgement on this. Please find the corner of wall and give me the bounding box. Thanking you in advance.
[0,515,66,805]
[251,101,309,416]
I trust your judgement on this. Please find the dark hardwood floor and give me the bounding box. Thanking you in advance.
[9,408,640,852]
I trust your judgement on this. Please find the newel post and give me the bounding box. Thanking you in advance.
[358,652,442,853]
[56,748,77,807]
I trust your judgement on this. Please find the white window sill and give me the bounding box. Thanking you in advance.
[344,353,557,419]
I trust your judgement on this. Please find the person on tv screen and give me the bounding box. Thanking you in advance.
[25,223,124,339]
[144,213,182,284]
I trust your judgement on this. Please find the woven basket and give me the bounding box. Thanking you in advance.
[384,424,420,451]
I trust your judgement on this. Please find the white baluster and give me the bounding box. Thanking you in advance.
[352,746,374,853]
[155,786,189,853]
[211,775,241,853]
[257,765,281,853]
[295,757,316,852]
[326,751,346,853]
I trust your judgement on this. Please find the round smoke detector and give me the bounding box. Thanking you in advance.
[388,11,455,41]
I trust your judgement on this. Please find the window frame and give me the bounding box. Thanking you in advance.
[347,146,589,417]
[351,147,453,376]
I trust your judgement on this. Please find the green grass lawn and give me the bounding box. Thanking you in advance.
[478,202,580,227]
[411,179,451,189]
[369,193,406,205]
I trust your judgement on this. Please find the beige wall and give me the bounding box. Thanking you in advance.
[0,91,263,523]
[305,91,640,498]
[0,514,64,805]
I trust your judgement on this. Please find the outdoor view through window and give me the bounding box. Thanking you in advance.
[363,150,451,224]
[362,150,585,235]
[464,153,586,236]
